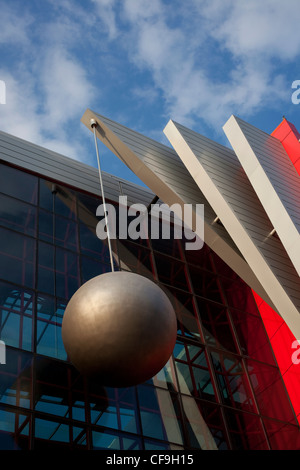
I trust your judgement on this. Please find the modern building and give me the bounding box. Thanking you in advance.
[0,109,299,450]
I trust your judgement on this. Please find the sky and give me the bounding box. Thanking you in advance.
[0,0,300,187]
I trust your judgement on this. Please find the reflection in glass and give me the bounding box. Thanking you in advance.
[165,287,201,340]
[55,248,80,299]
[154,253,189,290]
[0,408,30,450]
[196,299,238,353]
[0,194,36,236]
[137,385,184,445]
[230,309,275,365]
[181,397,224,450]
[37,242,55,295]
[224,408,269,450]
[0,281,34,351]
[36,295,66,360]
[211,351,255,413]
[34,418,69,443]
[174,343,216,402]
[189,267,223,304]
[55,215,78,251]
[0,163,37,205]
[0,228,35,288]
[81,256,111,284]
[246,359,296,424]
[220,277,259,315]
[92,430,142,450]
[117,240,154,278]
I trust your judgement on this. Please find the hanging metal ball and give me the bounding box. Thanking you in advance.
[61,271,177,387]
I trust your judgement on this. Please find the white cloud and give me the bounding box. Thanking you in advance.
[0,3,33,45]
[91,0,119,39]
[0,0,298,167]
[207,0,300,61]
[41,48,95,130]
[0,4,97,163]
[116,0,298,131]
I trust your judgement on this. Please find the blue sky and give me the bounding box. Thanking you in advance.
[0,0,300,187]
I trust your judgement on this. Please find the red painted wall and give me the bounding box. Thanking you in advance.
[252,118,300,423]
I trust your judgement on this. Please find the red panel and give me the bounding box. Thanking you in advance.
[252,290,300,424]
[271,118,300,173]
[252,119,300,425]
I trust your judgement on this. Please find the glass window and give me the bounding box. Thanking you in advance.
[39,179,55,212]
[54,188,77,219]
[55,248,80,299]
[80,223,115,264]
[151,221,183,259]
[196,299,238,353]
[39,180,76,219]
[219,277,259,315]
[0,407,30,449]
[37,242,55,295]
[0,348,32,410]
[72,426,87,449]
[0,163,38,204]
[246,359,297,424]
[36,295,66,360]
[55,215,78,251]
[224,408,269,450]
[34,417,69,443]
[181,397,228,449]
[184,243,213,271]
[211,351,255,413]
[154,253,189,291]
[144,440,184,450]
[77,191,101,222]
[137,385,184,445]
[118,240,154,278]
[81,255,111,284]
[92,430,120,450]
[0,227,35,288]
[146,358,178,392]
[174,343,216,402]
[0,194,37,236]
[263,418,300,450]
[34,382,69,418]
[90,387,140,436]
[189,266,223,304]
[210,251,239,279]
[35,356,69,389]
[165,287,201,340]
[92,430,142,450]
[0,281,34,351]
[230,309,276,365]
[38,209,54,244]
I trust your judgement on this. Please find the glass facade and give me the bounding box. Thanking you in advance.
[0,161,299,450]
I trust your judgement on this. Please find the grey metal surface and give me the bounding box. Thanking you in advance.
[223,115,300,276]
[81,109,275,308]
[164,119,300,338]
[0,129,155,207]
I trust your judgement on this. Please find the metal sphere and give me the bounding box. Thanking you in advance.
[61,271,177,387]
